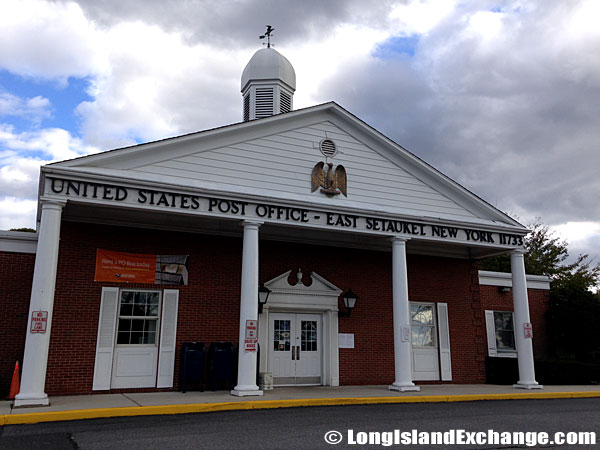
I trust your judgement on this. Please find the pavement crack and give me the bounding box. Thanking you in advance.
[122,393,142,406]
[68,433,80,450]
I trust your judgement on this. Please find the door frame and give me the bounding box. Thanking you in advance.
[93,287,180,391]
[111,289,162,389]
[269,312,322,386]
[409,301,440,381]
[258,270,342,386]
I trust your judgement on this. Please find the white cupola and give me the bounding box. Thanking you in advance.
[241,47,296,121]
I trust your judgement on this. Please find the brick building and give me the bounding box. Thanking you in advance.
[1,47,549,406]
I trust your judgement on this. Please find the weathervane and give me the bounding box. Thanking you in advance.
[259,25,274,48]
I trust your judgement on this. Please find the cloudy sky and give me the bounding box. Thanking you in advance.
[0,0,598,266]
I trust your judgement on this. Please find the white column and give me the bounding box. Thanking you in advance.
[15,200,65,407]
[511,250,543,389]
[389,237,420,392]
[231,221,263,396]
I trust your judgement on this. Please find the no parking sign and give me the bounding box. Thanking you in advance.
[31,311,48,333]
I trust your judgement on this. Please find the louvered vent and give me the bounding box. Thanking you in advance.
[255,87,274,118]
[319,139,337,157]
[280,92,291,113]
[243,94,250,122]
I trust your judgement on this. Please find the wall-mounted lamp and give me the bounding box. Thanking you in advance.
[258,284,271,314]
[498,286,511,293]
[339,288,359,317]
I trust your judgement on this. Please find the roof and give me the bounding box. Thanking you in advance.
[45,102,525,231]
[241,47,296,92]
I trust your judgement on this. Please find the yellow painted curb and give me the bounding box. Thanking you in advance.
[2,391,599,426]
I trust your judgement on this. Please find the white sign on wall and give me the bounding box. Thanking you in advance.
[401,325,411,342]
[523,322,533,339]
[339,333,354,349]
[30,311,48,333]
[44,176,527,249]
[245,319,257,339]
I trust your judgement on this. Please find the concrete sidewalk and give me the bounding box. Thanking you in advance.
[2,384,599,425]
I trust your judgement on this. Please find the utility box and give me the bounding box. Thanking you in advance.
[208,342,235,390]
[180,342,206,392]
[259,372,273,390]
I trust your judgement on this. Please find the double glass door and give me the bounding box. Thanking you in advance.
[269,313,321,386]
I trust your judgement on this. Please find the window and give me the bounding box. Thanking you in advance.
[485,310,517,357]
[300,320,317,352]
[116,290,160,345]
[494,311,516,352]
[273,319,291,351]
[410,303,435,347]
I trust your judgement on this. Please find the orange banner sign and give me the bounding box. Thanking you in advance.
[95,249,157,283]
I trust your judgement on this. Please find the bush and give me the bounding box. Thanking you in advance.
[485,357,518,385]
[535,359,600,385]
[485,357,600,385]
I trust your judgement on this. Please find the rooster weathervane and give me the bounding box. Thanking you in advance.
[259,25,274,48]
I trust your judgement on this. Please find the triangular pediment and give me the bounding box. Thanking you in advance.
[265,270,342,297]
[49,102,523,229]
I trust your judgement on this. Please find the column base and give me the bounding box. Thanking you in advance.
[513,383,543,390]
[388,384,420,392]
[14,393,50,407]
[231,389,264,397]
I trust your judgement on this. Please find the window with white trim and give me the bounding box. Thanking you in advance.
[116,290,160,345]
[485,310,517,357]
[410,303,436,347]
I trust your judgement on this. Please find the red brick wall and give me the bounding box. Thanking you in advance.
[0,251,35,397]
[46,221,243,395]
[42,221,490,395]
[0,224,554,396]
[479,284,550,359]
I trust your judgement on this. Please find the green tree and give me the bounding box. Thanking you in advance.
[479,221,599,289]
[9,227,36,232]
[480,220,600,363]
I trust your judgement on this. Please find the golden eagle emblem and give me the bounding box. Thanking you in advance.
[311,162,347,197]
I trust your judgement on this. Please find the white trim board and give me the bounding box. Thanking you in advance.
[478,271,550,290]
[39,173,528,253]
[0,231,38,254]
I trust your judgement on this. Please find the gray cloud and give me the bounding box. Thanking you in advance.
[319,2,600,232]
[6,0,598,265]
[68,0,397,48]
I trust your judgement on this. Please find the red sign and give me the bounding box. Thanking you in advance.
[523,322,533,339]
[31,311,48,333]
[244,339,258,351]
[244,320,258,351]
[95,249,156,283]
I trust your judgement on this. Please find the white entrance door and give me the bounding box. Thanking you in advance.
[269,313,322,386]
[410,302,440,381]
[111,290,161,388]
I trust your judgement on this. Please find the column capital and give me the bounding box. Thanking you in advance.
[40,199,66,211]
[390,236,410,244]
[240,220,263,229]
[511,248,526,256]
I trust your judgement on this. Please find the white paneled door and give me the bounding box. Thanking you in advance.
[111,290,161,389]
[410,302,440,381]
[269,313,322,386]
